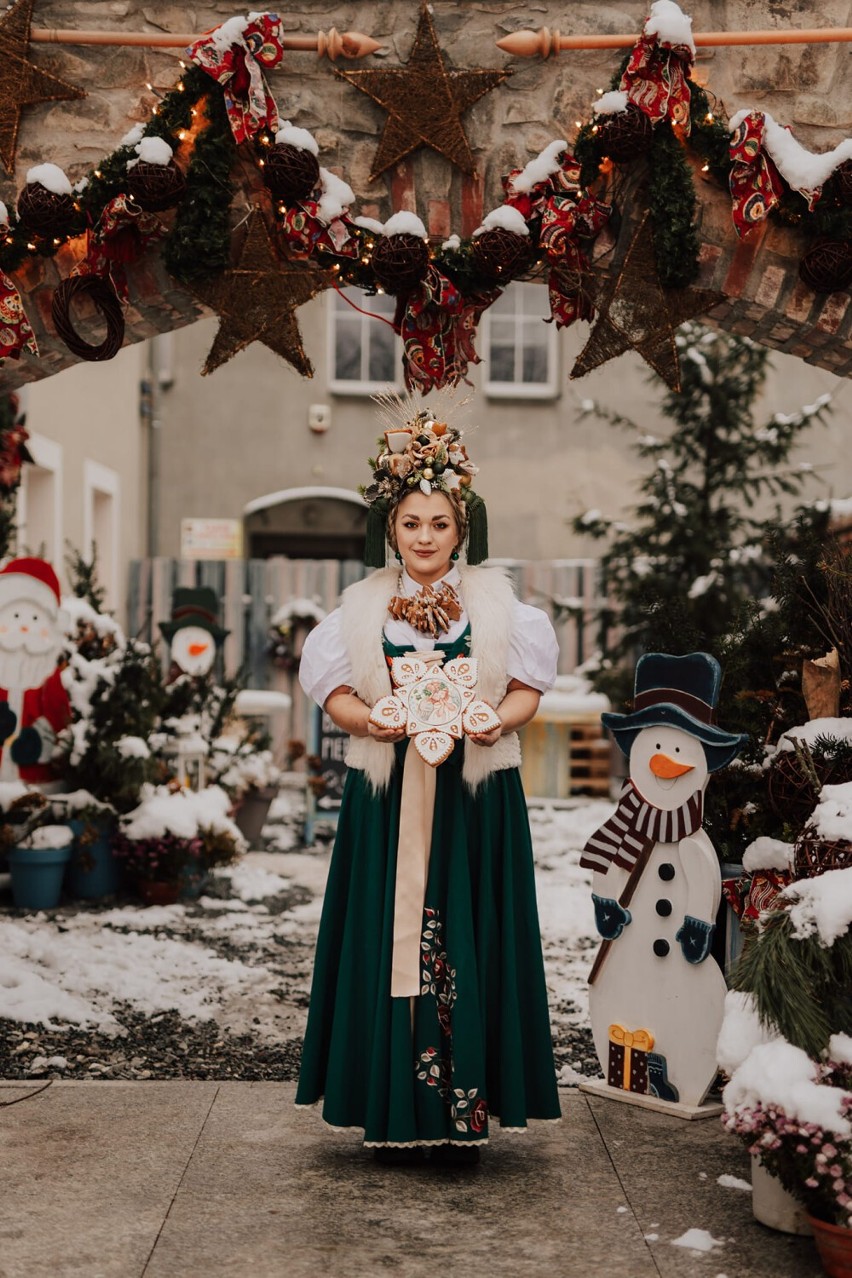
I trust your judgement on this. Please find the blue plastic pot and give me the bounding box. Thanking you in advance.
[7,844,72,910]
[66,817,120,900]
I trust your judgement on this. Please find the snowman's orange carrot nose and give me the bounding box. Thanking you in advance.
[188,642,209,657]
[650,752,694,779]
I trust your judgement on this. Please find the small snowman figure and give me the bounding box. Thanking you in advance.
[581,652,747,1111]
[159,587,229,682]
[0,557,71,785]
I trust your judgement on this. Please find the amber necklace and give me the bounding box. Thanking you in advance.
[388,576,462,638]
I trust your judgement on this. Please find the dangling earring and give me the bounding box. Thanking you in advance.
[451,549,459,561]
[395,551,403,563]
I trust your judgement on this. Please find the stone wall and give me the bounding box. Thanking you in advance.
[2,0,852,389]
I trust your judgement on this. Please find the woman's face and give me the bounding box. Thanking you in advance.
[393,490,460,585]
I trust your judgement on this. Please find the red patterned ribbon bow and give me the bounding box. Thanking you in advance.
[0,271,37,362]
[188,13,285,144]
[396,266,499,393]
[75,195,165,301]
[502,150,585,221]
[279,201,358,261]
[729,111,822,238]
[539,193,611,329]
[729,112,786,237]
[620,24,694,133]
[0,407,31,492]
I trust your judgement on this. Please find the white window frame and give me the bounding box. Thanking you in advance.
[482,281,559,400]
[16,432,63,563]
[83,460,120,608]
[327,287,403,395]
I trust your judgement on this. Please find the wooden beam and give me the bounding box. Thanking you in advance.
[30,26,381,59]
[497,26,852,57]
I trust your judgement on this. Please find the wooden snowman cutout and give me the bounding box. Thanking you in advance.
[581,652,747,1115]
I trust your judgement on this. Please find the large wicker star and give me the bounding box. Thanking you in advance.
[191,209,330,377]
[570,212,726,393]
[0,0,86,174]
[336,3,510,180]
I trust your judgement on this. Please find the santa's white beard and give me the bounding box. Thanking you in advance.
[0,646,59,692]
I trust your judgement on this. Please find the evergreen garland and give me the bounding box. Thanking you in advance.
[647,121,700,288]
[162,71,236,283]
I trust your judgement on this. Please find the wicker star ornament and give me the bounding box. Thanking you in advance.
[0,0,86,174]
[570,212,726,393]
[190,209,330,377]
[336,3,510,180]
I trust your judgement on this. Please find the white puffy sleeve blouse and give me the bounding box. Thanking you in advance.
[299,570,559,708]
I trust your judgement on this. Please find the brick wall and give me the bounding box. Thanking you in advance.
[2,0,851,390]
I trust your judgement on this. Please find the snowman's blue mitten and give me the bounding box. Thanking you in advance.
[0,701,16,741]
[675,915,715,964]
[11,726,42,766]
[592,894,632,940]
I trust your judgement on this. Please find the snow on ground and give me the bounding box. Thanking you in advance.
[0,784,604,1065]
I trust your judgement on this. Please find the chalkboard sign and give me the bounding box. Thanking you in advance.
[316,707,348,806]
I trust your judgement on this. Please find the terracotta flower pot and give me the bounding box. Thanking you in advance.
[808,1215,852,1278]
[133,878,182,907]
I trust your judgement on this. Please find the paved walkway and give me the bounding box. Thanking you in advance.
[0,1081,822,1277]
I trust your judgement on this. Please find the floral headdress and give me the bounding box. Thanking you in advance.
[360,392,488,568]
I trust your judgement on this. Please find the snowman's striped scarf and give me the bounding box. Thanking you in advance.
[580,780,703,874]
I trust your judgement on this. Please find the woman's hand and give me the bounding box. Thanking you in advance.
[367,720,407,743]
[467,724,503,747]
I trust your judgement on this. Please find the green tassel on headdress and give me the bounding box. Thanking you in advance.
[364,498,390,568]
[463,491,488,565]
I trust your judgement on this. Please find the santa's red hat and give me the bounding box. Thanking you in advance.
[0,557,61,616]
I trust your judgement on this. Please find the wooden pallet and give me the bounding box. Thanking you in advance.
[567,723,612,797]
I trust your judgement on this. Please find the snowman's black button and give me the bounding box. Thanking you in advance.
[658,863,675,881]
[655,898,672,917]
[653,939,670,957]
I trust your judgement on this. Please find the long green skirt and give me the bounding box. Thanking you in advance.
[296,639,561,1147]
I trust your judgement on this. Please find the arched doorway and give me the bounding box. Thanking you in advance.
[243,486,367,560]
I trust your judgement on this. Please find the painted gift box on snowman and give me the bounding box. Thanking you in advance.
[580,652,747,1114]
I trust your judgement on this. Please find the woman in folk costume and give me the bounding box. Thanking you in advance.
[296,393,561,1162]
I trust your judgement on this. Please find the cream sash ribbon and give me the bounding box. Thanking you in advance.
[390,648,443,999]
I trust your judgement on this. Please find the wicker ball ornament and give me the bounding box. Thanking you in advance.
[371,233,430,295]
[17,182,75,234]
[767,749,823,830]
[799,239,852,294]
[52,275,125,362]
[126,160,186,212]
[793,830,852,879]
[262,142,320,204]
[594,104,655,163]
[835,160,852,207]
[471,228,531,282]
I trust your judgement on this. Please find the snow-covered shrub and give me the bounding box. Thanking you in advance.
[114,784,246,887]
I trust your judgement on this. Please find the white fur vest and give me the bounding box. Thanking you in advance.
[342,565,522,792]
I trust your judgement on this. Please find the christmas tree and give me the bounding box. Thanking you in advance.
[574,323,839,860]
[575,323,834,695]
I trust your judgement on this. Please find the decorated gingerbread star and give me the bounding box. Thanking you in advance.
[0,0,86,174]
[370,653,501,767]
[336,3,510,180]
[190,208,330,376]
[570,212,726,393]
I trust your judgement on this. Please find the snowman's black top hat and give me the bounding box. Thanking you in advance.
[159,586,229,644]
[601,651,748,772]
